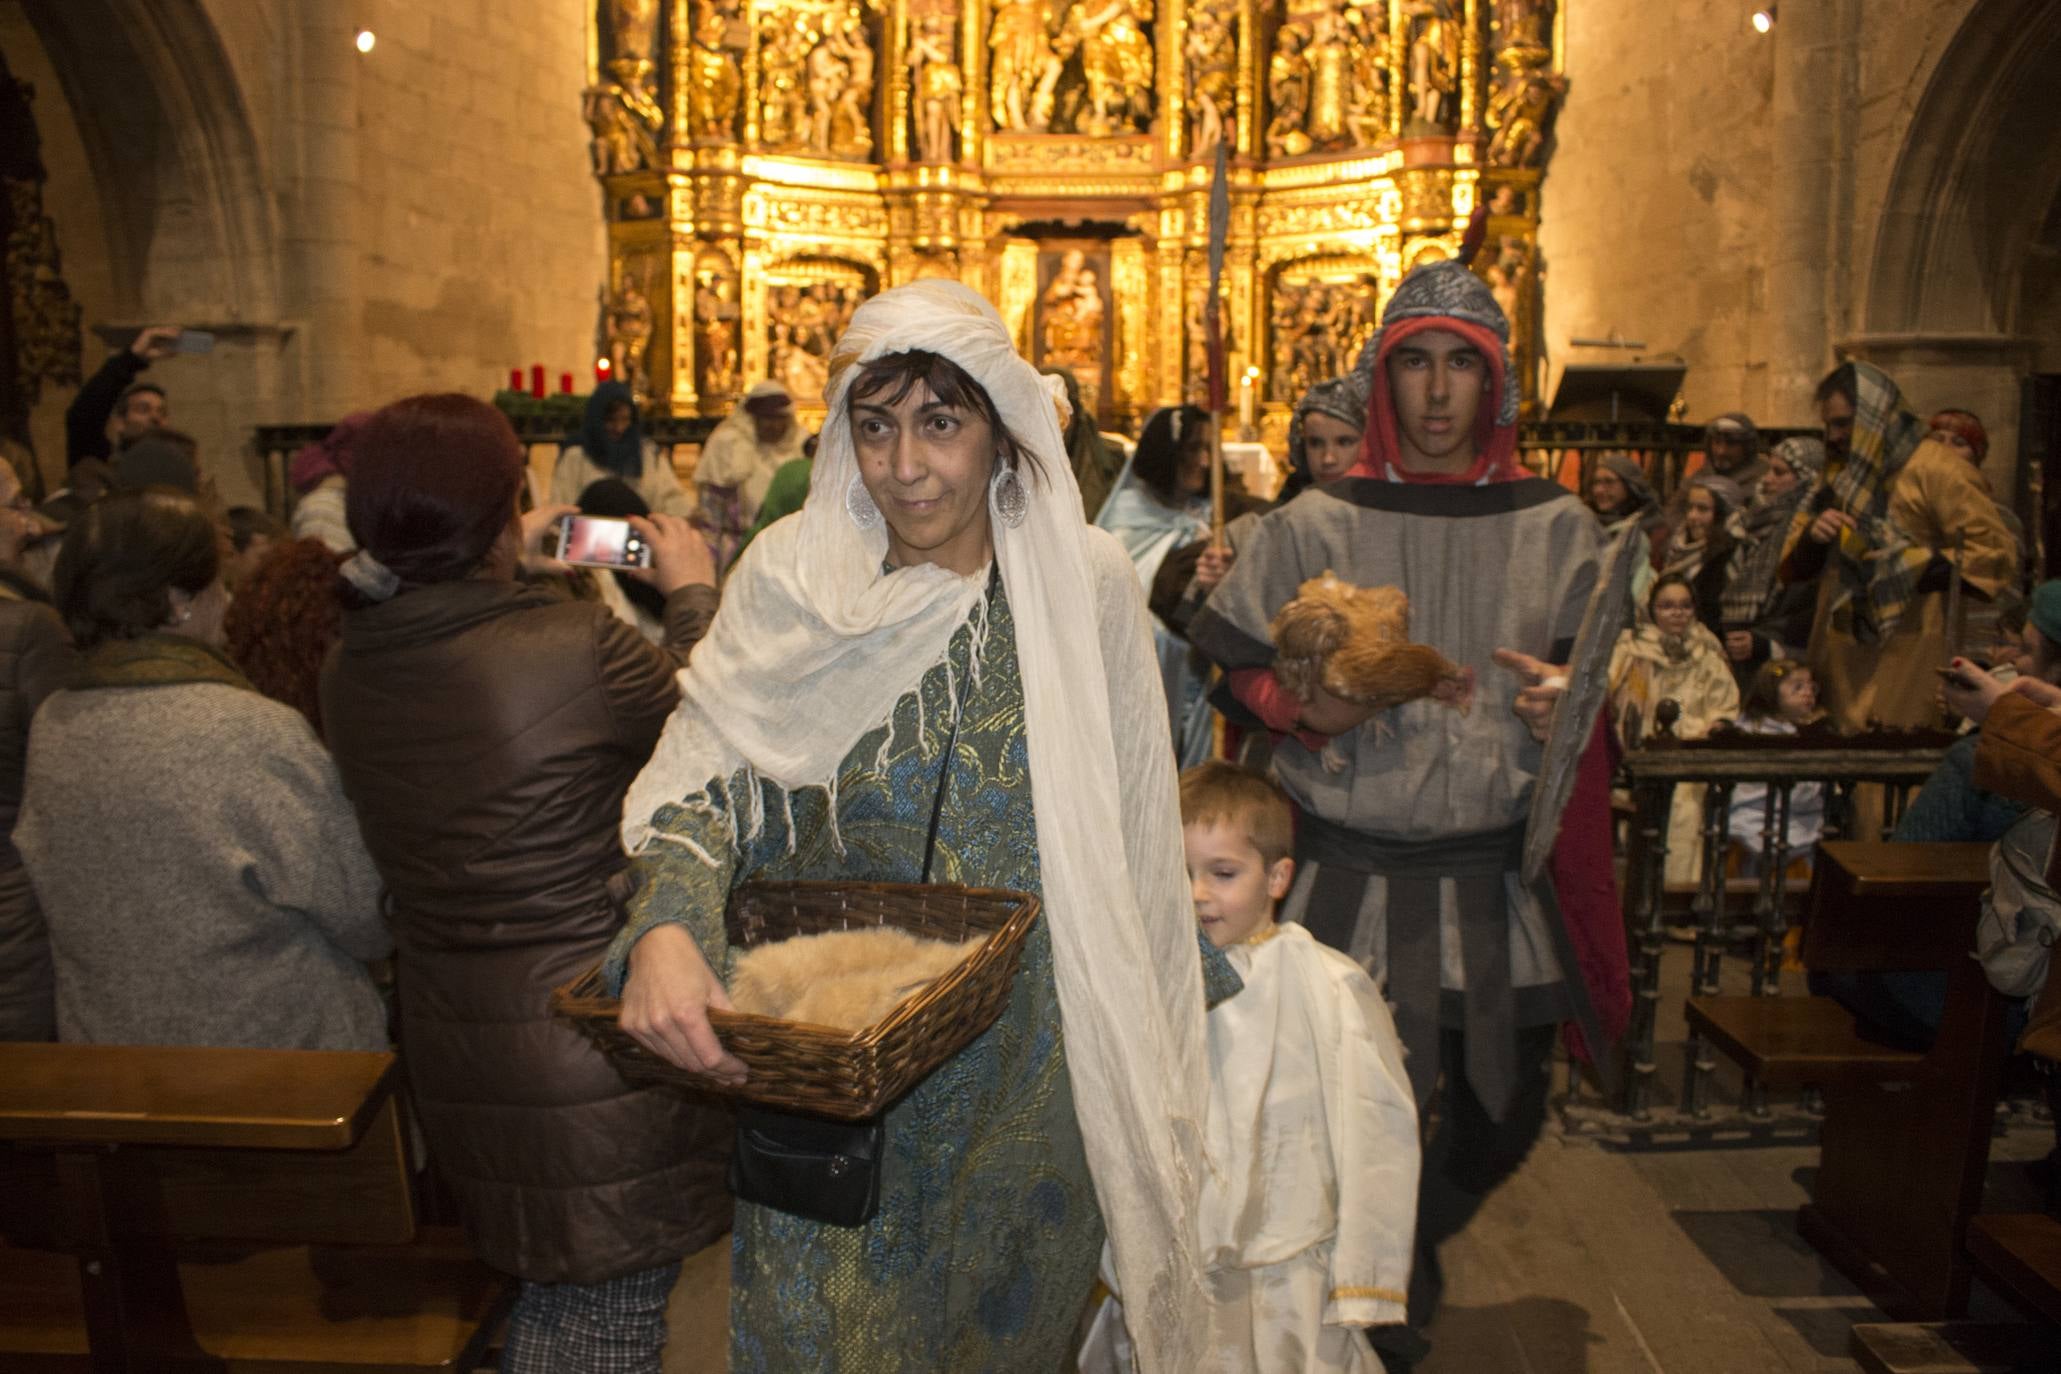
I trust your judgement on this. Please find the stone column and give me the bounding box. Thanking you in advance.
[1763,0,1840,424]
[286,4,362,422]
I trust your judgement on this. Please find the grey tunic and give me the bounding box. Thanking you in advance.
[1190,476,1603,1113]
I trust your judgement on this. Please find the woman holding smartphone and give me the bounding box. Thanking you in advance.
[319,393,729,1374]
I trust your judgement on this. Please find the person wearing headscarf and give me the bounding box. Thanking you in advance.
[550,380,695,521]
[694,379,809,574]
[1588,452,1665,612]
[1190,248,1630,1366]
[1043,365,1123,519]
[1782,361,2018,732]
[1702,411,1764,486]
[1929,406,2026,555]
[1606,573,1742,886]
[1718,436,1825,679]
[1278,373,1371,505]
[1095,404,1218,764]
[605,280,1230,1374]
[1587,452,1656,535]
[1927,408,1988,468]
[289,411,372,553]
[1654,470,1743,636]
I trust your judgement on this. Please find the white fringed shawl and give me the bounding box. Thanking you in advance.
[621,280,1216,1372]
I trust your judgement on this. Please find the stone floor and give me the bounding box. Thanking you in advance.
[659,937,2056,1372]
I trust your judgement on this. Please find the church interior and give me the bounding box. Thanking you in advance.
[3,1,2061,1371]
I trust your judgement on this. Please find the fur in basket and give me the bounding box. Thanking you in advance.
[728,927,985,1033]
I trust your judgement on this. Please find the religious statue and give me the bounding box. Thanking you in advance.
[604,273,656,401]
[1039,251,1105,405]
[908,13,963,163]
[695,259,740,399]
[1492,0,1551,60]
[1265,22,1312,158]
[1344,1,1391,143]
[1184,7,1236,157]
[1268,286,1302,402]
[605,0,664,119]
[1485,236,1531,334]
[583,83,658,174]
[828,7,877,155]
[1057,0,1154,136]
[1401,0,1461,130]
[1306,4,1352,149]
[1485,61,1565,167]
[988,0,1062,132]
[688,0,745,142]
[758,12,810,149]
[768,280,862,402]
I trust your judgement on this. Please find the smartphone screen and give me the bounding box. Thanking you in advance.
[557,514,651,569]
[175,329,216,355]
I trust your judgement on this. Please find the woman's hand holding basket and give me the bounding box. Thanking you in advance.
[619,924,749,1085]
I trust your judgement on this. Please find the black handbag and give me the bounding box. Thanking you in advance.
[729,1105,885,1227]
[726,696,965,1227]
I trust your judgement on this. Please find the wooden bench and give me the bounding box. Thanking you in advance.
[1683,841,2006,1319]
[0,1042,514,1372]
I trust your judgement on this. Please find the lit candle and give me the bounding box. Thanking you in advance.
[559,372,574,396]
[529,364,545,400]
[1238,372,1256,433]
[595,357,613,386]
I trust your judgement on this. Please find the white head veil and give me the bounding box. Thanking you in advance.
[623,279,1215,1371]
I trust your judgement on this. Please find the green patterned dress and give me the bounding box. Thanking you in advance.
[605,574,1235,1373]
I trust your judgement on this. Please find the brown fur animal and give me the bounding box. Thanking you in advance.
[1270,572,1476,715]
[728,927,983,1033]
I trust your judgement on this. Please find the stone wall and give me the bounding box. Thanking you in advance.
[1542,0,2061,511]
[1539,0,1780,425]
[2,0,603,505]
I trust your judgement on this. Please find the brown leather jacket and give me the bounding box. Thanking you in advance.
[320,577,730,1284]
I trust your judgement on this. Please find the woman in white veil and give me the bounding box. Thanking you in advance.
[602,280,1229,1372]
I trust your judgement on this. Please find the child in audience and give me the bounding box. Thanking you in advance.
[1082,762,1419,1373]
[1725,660,1827,874]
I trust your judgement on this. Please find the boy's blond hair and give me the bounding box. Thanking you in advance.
[1179,761,1294,866]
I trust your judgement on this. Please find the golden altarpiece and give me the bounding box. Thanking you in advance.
[583,0,1566,438]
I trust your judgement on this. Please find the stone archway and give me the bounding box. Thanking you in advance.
[20,0,280,323]
[1845,0,2061,489]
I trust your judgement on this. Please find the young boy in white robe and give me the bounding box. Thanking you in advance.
[1082,763,1420,1373]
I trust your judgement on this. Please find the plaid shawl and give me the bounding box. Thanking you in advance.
[1723,436,1825,625]
[1810,363,1932,644]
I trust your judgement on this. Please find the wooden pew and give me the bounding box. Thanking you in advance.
[0,1043,514,1372]
[1683,841,2006,1319]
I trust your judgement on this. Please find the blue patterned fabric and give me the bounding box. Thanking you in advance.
[608,577,1236,1373]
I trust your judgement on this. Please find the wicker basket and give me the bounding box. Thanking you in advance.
[554,880,1039,1120]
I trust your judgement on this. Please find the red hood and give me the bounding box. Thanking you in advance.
[1352,315,1522,485]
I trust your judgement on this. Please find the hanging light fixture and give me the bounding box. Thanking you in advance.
[1751,6,1776,34]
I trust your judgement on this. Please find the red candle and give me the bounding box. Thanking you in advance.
[509,368,523,393]
[559,372,574,395]
[595,357,612,386]
[529,364,545,399]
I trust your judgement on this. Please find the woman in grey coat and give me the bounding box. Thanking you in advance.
[17,488,390,1050]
